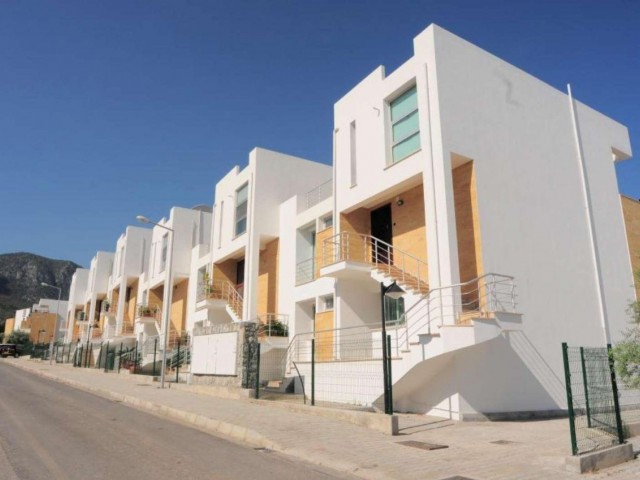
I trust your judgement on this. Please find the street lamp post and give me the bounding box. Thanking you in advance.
[380,281,404,415]
[137,214,175,389]
[41,282,62,365]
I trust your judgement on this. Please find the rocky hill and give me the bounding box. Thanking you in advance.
[0,252,81,330]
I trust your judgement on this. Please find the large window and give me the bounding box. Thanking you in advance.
[390,86,420,163]
[235,183,249,236]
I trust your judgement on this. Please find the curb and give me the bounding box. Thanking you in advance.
[7,361,280,451]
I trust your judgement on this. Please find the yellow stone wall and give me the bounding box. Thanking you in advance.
[170,279,189,332]
[453,161,483,284]
[622,195,640,298]
[27,312,57,344]
[391,184,428,281]
[315,227,334,277]
[257,239,279,316]
[315,310,334,361]
[3,318,15,336]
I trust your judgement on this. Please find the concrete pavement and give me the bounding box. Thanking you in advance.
[4,358,640,479]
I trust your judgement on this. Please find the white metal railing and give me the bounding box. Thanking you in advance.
[197,280,243,319]
[256,314,289,337]
[322,231,429,293]
[102,323,117,340]
[295,258,315,285]
[304,179,332,210]
[396,273,517,351]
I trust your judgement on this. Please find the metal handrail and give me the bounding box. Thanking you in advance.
[295,258,315,285]
[136,303,161,320]
[396,272,517,350]
[197,280,243,319]
[256,314,289,337]
[305,179,332,210]
[322,231,429,293]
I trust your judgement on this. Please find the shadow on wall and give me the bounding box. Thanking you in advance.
[392,333,566,419]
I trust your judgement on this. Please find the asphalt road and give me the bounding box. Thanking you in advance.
[0,362,353,480]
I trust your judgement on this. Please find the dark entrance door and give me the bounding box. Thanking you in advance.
[370,204,392,264]
[236,259,245,296]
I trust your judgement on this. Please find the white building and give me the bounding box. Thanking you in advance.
[102,226,153,340]
[300,24,633,419]
[199,147,332,328]
[81,251,114,340]
[135,206,212,345]
[64,268,89,342]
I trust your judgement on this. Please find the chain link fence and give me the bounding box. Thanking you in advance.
[258,325,393,412]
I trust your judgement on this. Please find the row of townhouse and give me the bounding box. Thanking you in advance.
[4,298,68,344]
[58,24,639,421]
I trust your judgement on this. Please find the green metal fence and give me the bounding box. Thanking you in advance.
[562,343,624,455]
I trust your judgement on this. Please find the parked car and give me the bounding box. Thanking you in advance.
[0,344,18,358]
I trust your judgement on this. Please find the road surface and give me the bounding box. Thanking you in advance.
[0,362,353,480]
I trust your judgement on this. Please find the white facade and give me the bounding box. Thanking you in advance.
[324,24,634,419]
[84,251,114,336]
[64,268,89,342]
[104,226,152,338]
[207,147,332,324]
[136,206,212,341]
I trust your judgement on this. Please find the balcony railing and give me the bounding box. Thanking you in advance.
[295,258,315,285]
[321,231,429,294]
[304,179,332,210]
[136,303,161,320]
[197,280,243,319]
[256,314,289,337]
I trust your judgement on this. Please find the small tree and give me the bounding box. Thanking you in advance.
[6,330,31,346]
[611,270,640,388]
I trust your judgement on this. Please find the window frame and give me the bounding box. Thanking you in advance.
[388,84,420,165]
[234,183,249,238]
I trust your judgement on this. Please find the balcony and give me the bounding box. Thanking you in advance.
[101,302,115,318]
[256,314,289,337]
[295,258,315,285]
[320,231,429,294]
[303,179,332,211]
[196,281,243,321]
[135,303,161,324]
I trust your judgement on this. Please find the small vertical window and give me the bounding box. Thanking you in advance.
[390,86,420,163]
[320,214,333,230]
[160,234,168,272]
[350,121,357,186]
[235,183,249,236]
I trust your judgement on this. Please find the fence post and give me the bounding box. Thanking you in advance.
[607,344,625,445]
[85,338,90,368]
[133,341,138,374]
[387,334,393,414]
[244,342,251,389]
[118,343,123,373]
[579,347,592,428]
[311,339,315,406]
[255,342,261,399]
[153,338,158,378]
[176,338,181,383]
[562,342,578,456]
[104,342,109,373]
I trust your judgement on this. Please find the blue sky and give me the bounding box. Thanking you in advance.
[1,0,638,267]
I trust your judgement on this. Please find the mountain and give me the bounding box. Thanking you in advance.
[0,252,81,330]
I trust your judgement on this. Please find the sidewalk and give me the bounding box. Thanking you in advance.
[6,358,640,480]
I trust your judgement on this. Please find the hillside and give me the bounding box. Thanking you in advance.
[0,252,81,330]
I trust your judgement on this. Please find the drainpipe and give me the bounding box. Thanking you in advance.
[332,127,340,330]
[567,84,610,344]
[423,63,443,290]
